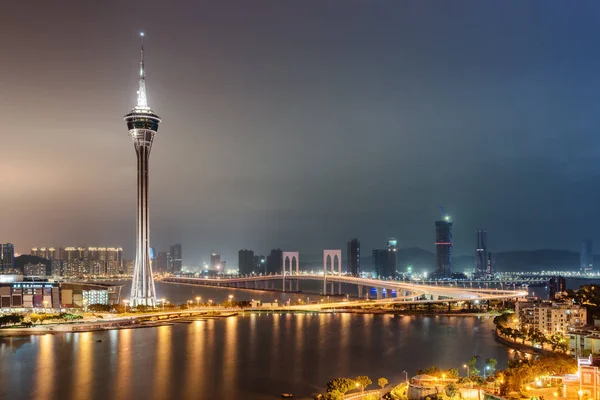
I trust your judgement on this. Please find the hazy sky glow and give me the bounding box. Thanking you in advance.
[3,1,600,265]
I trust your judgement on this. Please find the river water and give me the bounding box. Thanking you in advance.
[0,282,516,400]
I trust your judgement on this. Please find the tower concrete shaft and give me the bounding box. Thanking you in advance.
[125,33,161,307]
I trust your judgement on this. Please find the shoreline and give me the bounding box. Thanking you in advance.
[0,309,498,338]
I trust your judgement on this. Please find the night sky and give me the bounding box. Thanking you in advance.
[3,1,600,266]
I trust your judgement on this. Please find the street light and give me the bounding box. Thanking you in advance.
[463,364,469,378]
[123,299,129,313]
[208,299,213,306]
[484,365,490,379]
[196,296,201,306]
[403,370,408,384]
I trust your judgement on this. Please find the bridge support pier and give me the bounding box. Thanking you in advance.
[376,287,383,300]
[323,278,327,295]
[330,282,334,296]
[338,282,342,295]
[295,279,299,292]
[357,285,363,299]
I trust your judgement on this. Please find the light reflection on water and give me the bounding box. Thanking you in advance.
[1,314,513,400]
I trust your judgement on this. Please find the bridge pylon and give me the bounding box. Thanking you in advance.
[323,250,342,295]
[282,252,299,292]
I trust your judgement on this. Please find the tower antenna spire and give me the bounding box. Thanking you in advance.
[136,32,148,108]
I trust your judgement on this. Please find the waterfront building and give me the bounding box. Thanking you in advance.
[254,254,266,274]
[155,251,169,273]
[435,218,453,278]
[238,249,255,275]
[347,238,360,275]
[0,243,15,272]
[169,244,182,273]
[475,230,488,278]
[373,239,397,279]
[266,249,282,274]
[210,252,221,269]
[126,33,161,307]
[0,276,122,309]
[516,299,586,335]
[581,240,594,273]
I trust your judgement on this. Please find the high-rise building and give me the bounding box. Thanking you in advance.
[238,249,255,275]
[266,249,282,275]
[254,254,266,274]
[435,218,453,278]
[487,252,493,275]
[210,252,221,270]
[156,251,169,273]
[0,244,15,272]
[126,33,161,307]
[373,239,397,279]
[347,238,360,276]
[475,230,488,278]
[581,240,593,273]
[169,244,182,273]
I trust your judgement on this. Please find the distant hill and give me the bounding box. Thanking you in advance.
[14,255,51,273]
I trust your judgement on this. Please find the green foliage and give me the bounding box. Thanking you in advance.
[445,383,460,399]
[87,304,111,312]
[355,376,372,390]
[378,377,389,389]
[493,312,513,328]
[500,354,577,394]
[323,389,344,400]
[0,314,23,326]
[416,366,458,378]
[468,356,480,377]
[385,383,408,400]
[486,358,497,374]
[326,378,356,394]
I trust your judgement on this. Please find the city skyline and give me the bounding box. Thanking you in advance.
[4,1,600,265]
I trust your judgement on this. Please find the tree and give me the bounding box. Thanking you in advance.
[88,304,111,312]
[445,383,460,399]
[323,389,344,400]
[355,376,372,391]
[486,358,497,375]
[378,377,389,389]
[467,356,480,377]
[326,378,355,394]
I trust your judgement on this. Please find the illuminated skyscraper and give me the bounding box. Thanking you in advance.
[126,33,161,307]
[0,243,15,272]
[581,240,593,273]
[238,249,255,275]
[373,238,397,279]
[347,238,360,276]
[475,230,488,277]
[169,244,182,273]
[435,217,453,278]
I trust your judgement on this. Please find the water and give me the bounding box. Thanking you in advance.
[0,313,511,400]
